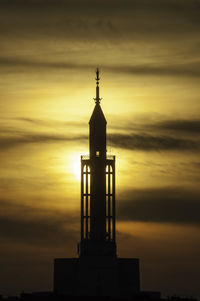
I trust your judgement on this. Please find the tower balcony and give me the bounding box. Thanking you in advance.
[81,154,115,162]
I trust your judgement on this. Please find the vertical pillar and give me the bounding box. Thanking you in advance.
[81,158,91,241]
[86,165,88,239]
[81,157,84,240]
[112,158,116,242]
[105,157,116,243]
[108,164,111,241]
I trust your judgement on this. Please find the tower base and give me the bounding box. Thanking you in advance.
[54,256,140,297]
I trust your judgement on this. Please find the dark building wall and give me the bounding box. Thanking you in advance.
[54,259,79,296]
[117,258,140,297]
[78,256,120,297]
[54,257,140,297]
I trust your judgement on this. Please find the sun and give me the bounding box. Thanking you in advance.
[71,154,81,181]
[59,151,81,182]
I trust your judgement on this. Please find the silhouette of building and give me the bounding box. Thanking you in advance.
[54,69,140,297]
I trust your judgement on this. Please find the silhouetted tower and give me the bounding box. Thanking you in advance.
[79,69,116,256]
[54,70,140,297]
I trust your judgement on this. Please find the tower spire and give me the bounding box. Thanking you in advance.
[54,70,140,298]
[94,68,102,104]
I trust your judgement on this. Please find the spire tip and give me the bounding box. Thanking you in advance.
[96,68,100,82]
[94,68,102,104]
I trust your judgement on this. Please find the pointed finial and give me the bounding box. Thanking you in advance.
[96,68,100,83]
[94,68,102,104]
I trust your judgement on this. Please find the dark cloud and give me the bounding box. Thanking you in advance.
[0,199,78,245]
[0,0,200,47]
[13,117,85,128]
[106,63,200,78]
[0,57,91,72]
[118,187,200,225]
[0,118,87,149]
[0,122,199,151]
[0,132,87,149]
[0,131,198,152]
[111,118,200,139]
[156,119,200,134]
[0,216,76,245]
[1,57,200,78]
[108,133,199,151]
[1,187,199,248]
[1,0,200,14]
[0,0,200,84]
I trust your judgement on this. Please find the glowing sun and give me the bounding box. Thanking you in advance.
[71,155,81,181]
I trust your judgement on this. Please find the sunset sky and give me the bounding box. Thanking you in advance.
[0,0,200,298]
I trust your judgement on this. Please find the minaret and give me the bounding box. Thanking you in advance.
[54,70,140,297]
[79,69,116,256]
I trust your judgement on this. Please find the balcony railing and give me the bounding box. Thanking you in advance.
[81,155,115,160]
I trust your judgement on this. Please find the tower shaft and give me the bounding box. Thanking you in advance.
[79,69,116,256]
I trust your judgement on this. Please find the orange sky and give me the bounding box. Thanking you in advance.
[0,0,200,298]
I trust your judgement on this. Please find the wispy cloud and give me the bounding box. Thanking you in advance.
[1,0,200,46]
[155,119,200,134]
[0,199,78,245]
[109,133,199,151]
[0,134,87,149]
[118,187,200,225]
[1,117,199,151]
[0,130,198,152]
[1,57,200,78]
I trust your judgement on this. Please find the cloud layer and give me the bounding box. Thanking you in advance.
[0,199,78,246]
[109,133,199,151]
[1,117,200,151]
[118,187,200,225]
[1,57,200,79]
